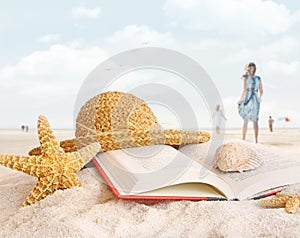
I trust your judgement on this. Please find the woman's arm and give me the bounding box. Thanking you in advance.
[221,110,227,120]
[212,111,216,119]
[259,78,263,102]
[237,77,246,104]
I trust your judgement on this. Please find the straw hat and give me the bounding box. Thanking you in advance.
[29,91,210,155]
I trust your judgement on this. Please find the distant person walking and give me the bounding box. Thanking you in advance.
[25,125,29,132]
[237,62,263,143]
[21,125,25,132]
[212,104,227,134]
[268,116,275,132]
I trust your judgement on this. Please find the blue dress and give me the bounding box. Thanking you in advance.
[238,75,261,122]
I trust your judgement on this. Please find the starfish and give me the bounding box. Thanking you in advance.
[0,115,100,206]
[259,192,300,214]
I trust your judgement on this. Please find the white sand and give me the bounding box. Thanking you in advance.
[0,129,300,237]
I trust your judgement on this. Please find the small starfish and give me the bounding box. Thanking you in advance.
[0,115,100,206]
[259,192,300,214]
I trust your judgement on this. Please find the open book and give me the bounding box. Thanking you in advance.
[93,142,300,200]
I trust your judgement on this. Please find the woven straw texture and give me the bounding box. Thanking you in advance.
[29,91,210,155]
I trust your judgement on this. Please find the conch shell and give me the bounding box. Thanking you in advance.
[215,142,263,172]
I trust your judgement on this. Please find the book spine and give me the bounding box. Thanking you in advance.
[206,197,228,201]
[251,189,283,200]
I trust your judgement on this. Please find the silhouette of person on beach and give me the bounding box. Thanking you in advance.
[268,116,274,132]
[237,62,263,143]
[21,125,25,132]
[25,125,29,132]
[212,104,227,134]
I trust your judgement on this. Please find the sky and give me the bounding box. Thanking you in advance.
[0,0,300,129]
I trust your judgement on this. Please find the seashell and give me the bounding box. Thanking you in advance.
[215,142,263,172]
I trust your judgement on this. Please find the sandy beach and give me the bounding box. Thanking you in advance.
[0,128,299,237]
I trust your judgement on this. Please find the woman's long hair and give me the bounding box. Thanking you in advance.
[242,62,256,77]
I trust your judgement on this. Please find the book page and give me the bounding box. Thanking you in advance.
[94,145,235,199]
[179,141,300,200]
[139,183,224,198]
[212,144,300,200]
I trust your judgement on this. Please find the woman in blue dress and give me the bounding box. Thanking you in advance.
[238,62,263,143]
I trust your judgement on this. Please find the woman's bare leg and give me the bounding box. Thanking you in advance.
[253,121,259,143]
[242,120,248,140]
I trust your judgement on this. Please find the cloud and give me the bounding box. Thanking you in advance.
[0,24,177,128]
[163,0,300,35]
[72,6,101,18]
[0,44,106,88]
[0,44,107,128]
[39,34,60,43]
[107,25,175,50]
[105,24,300,128]
[262,60,300,94]
[173,35,300,129]
[1,21,299,128]
[265,60,300,77]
